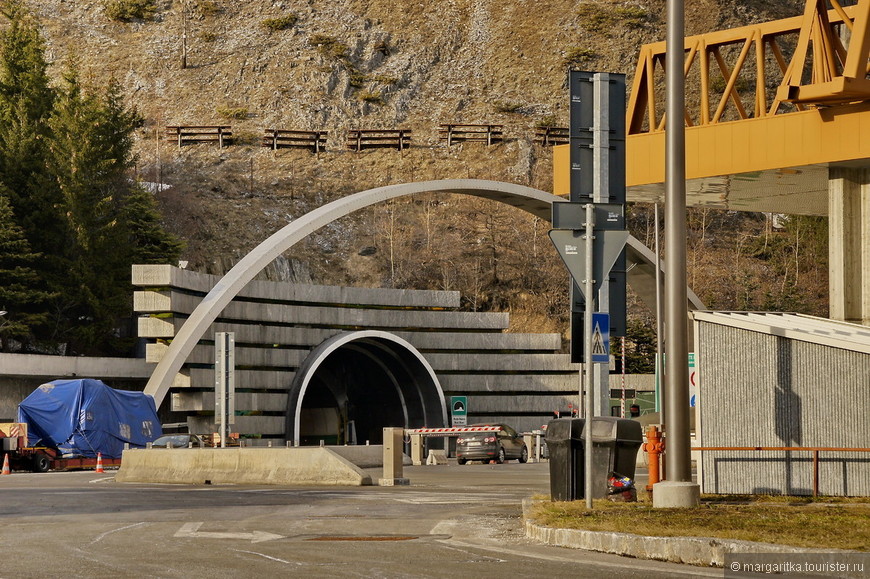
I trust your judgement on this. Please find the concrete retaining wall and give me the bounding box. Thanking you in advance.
[115,447,373,486]
[133,264,583,437]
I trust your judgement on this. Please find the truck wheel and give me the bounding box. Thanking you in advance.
[31,453,50,473]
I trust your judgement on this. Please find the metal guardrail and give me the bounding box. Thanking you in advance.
[439,124,503,146]
[166,125,232,148]
[263,129,328,152]
[346,129,412,151]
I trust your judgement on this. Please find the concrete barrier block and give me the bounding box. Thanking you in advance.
[426,450,448,465]
[116,447,373,486]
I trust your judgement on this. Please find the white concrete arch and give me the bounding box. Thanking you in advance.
[144,178,704,406]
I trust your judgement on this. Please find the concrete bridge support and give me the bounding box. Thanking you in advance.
[829,167,870,326]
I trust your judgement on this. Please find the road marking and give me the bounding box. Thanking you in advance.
[89,522,148,545]
[174,522,284,543]
[231,550,299,565]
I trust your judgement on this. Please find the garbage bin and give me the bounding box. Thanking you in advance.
[546,418,584,501]
[588,416,643,481]
[547,417,644,501]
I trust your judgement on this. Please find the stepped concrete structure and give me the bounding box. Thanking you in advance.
[134,264,592,444]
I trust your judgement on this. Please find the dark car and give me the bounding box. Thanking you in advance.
[456,423,528,465]
[151,434,205,448]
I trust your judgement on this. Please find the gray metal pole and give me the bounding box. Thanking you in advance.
[664,0,692,482]
[583,202,595,509]
[654,202,664,422]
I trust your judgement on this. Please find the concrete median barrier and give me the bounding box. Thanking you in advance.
[115,447,373,485]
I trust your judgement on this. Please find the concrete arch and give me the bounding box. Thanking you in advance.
[287,330,447,444]
[144,178,704,406]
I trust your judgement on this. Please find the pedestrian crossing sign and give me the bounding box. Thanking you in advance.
[591,313,610,363]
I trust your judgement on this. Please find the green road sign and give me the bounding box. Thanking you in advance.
[451,396,467,426]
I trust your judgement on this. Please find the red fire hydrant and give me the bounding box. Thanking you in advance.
[642,425,665,493]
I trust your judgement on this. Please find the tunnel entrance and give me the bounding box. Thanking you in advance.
[287,331,447,445]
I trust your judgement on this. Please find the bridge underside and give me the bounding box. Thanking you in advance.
[626,163,832,216]
[557,101,870,217]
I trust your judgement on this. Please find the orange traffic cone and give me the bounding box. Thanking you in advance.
[95,452,104,473]
[1,453,10,475]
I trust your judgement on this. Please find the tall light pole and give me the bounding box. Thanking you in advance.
[653,0,700,508]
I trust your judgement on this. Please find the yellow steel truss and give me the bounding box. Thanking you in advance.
[627,0,870,136]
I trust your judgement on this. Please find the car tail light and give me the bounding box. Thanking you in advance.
[457,438,465,444]
[484,436,496,443]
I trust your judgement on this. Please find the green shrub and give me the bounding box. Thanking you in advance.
[576,3,648,33]
[261,14,298,31]
[576,5,612,33]
[614,5,648,28]
[103,0,157,22]
[359,91,384,105]
[216,106,248,120]
[368,74,398,85]
[195,0,221,16]
[348,69,368,88]
[564,46,597,66]
[494,101,523,114]
[310,35,350,61]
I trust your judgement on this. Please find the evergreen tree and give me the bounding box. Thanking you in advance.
[0,189,54,351]
[121,183,184,265]
[0,0,60,256]
[46,69,180,354]
[47,67,132,354]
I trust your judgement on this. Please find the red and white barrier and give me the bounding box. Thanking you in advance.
[405,426,501,437]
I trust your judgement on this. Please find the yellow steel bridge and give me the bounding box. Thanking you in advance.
[555,0,870,324]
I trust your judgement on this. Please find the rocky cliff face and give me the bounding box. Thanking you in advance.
[21,0,817,334]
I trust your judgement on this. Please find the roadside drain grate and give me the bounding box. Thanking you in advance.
[305,536,418,542]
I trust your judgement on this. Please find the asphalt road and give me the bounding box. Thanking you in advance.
[0,461,718,578]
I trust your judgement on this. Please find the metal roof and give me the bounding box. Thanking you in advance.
[692,311,870,355]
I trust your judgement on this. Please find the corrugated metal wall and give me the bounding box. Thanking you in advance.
[697,321,870,496]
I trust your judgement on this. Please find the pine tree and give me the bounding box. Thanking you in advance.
[0,0,60,256]
[0,189,54,351]
[47,68,180,354]
[122,183,184,265]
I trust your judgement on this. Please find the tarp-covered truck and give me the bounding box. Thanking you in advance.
[0,378,162,472]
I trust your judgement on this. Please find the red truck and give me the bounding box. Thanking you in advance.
[0,422,122,472]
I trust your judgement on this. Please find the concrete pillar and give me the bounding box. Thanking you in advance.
[829,167,870,325]
[379,427,409,486]
[652,480,700,508]
[410,433,424,466]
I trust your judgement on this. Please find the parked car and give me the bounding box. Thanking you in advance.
[456,423,528,464]
[151,434,205,448]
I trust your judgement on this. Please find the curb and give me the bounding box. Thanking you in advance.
[521,498,851,567]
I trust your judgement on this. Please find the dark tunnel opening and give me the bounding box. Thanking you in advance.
[288,332,447,445]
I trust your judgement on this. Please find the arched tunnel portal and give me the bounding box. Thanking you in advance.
[142,179,705,441]
[287,331,446,445]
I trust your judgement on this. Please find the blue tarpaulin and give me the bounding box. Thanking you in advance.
[17,378,162,459]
